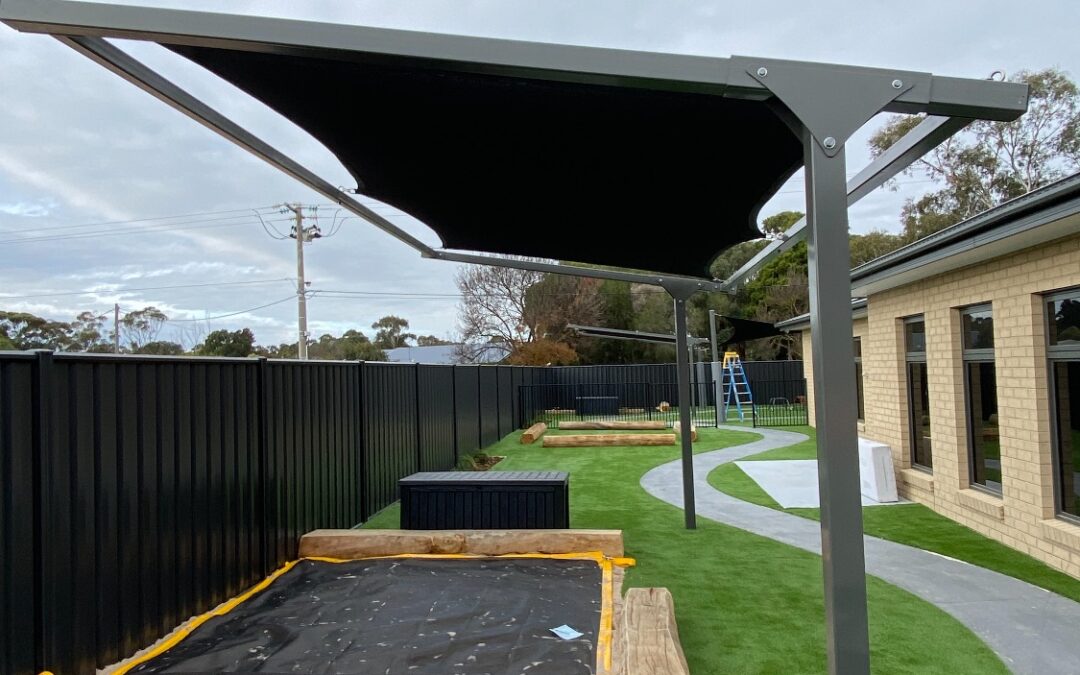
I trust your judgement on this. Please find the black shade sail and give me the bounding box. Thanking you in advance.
[718,315,784,345]
[167,44,802,278]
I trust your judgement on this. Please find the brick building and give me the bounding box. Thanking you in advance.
[778,174,1080,578]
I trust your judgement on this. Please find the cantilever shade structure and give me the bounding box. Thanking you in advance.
[0,2,1029,673]
[567,324,709,347]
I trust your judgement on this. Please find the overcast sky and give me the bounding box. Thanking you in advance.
[1,0,1077,347]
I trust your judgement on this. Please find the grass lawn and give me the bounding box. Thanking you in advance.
[365,428,1007,674]
[708,425,1080,604]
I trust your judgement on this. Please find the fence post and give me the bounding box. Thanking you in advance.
[32,349,57,672]
[357,360,368,523]
[414,363,423,472]
[450,365,459,463]
[255,357,270,575]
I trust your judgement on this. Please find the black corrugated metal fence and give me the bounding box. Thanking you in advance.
[0,352,537,675]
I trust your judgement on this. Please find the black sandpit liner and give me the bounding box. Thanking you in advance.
[118,553,629,674]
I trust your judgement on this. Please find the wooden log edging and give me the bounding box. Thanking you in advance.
[299,528,625,558]
[560,421,668,430]
[616,587,689,675]
[673,424,698,442]
[543,433,676,447]
[521,422,547,444]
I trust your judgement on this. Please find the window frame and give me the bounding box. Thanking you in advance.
[903,315,932,471]
[960,303,1000,496]
[854,336,864,423]
[1047,287,1080,525]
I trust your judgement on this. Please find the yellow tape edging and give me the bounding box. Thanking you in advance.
[111,550,636,674]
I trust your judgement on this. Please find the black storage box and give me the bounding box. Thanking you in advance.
[399,471,570,529]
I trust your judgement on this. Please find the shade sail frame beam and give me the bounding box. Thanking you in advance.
[0,0,1028,120]
[429,251,727,292]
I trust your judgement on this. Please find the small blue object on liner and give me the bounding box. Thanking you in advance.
[549,624,584,640]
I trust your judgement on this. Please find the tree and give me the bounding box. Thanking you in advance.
[68,311,111,352]
[504,338,579,366]
[576,280,664,364]
[456,262,543,362]
[849,230,906,268]
[261,328,387,361]
[338,329,385,360]
[870,68,1080,241]
[709,240,768,280]
[416,335,451,347]
[455,261,607,363]
[196,328,255,357]
[135,341,185,355]
[761,210,804,239]
[371,315,415,349]
[523,274,603,343]
[0,311,72,350]
[119,306,168,352]
[308,329,386,361]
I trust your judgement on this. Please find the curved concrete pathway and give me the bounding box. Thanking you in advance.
[641,425,1080,675]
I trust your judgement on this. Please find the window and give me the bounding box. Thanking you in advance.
[962,304,1000,494]
[905,317,931,470]
[1048,289,1080,521]
[854,337,864,422]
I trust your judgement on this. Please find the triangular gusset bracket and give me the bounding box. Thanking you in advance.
[729,56,932,156]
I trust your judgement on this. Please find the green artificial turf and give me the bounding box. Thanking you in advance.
[366,428,1007,674]
[708,426,1080,604]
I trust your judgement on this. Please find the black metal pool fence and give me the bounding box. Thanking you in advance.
[0,352,802,674]
[518,376,808,429]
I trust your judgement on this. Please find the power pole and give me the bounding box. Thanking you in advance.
[113,303,120,354]
[283,203,321,360]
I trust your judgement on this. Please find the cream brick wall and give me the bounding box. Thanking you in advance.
[801,317,866,431]
[801,233,1080,579]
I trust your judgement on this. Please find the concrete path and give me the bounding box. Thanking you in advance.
[640,426,1080,675]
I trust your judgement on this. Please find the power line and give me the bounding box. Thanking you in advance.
[0,216,295,245]
[153,295,298,322]
[252,209,291,240]
[0,205,281,235]
[0,277,296,301]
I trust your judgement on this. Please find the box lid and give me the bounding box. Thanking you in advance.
[399,471,568,486]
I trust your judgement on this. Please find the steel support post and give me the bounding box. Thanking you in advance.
[709,310,721,427]
[804,138,870,674]
[671,292,697,529]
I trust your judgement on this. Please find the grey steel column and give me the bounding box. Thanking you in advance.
[804,138,870,673]
[672,295,697,529]
[709,310,721,427]
[688,333,697,409]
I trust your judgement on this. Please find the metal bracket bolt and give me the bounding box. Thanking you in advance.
[823,136,837,149]
[891,79,903,89]
[757,67,768,77]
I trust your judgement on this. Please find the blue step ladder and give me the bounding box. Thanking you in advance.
[721,351,753,422]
